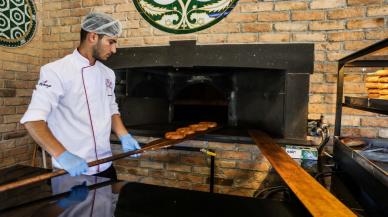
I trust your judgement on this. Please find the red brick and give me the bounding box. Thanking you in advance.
[3,62,27,72]
[274,1,308,10]
[324,95,336,104]
[237,161,270,171]
[310,73,324,83]
[361,117,388,127]
[192,184,209,192]
[291,11,325,21]
[180,155,207,165]
[328,7,365,20]
[193,166,209,175]
[347,0,381,5]
[220,151,251,160]
[315,51,325,61]
[61,1,81,9]
[176,173,204,183]
[343,107,376,116]
[293,33,326,42]
[140,161,163,169]
[240,4,260,13]
[310,21,345,31]
[274,23,308,31]
[311,0,345,9]
[141,177,164,186]
[347,18,385,29]
[0,70,14,79]
[365,30,388,40]
[327,51,352,61]
[341,128,360,137]
[254,2,274,11]
[227,13,257,23]
[105,0,127,4]
[215,160,236,168]
[82,0,104,7]
[0,123,16,133]
[328,31,365,41]
[310,83,336,93]
[309,94,323,104]
[116,3,136,12]
[344,40,375,51]
[164,179,191,189]
[202,23,240,34]
[3,115,22,124]
[227,33,257,43]
[0,106,16,115]
[43,2,61,11]
[315,42,341,51]
[192,33,225,45]
[258,12,289,22]
[166,163,191,172]
[259,33,290,42]
[242,23,272,32]
[69,8,91,17]
[308,104,336,113]
[367,5,388,16]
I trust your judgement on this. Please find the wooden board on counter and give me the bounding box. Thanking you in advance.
[249,130,356,217]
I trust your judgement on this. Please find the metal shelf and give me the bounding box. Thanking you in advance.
[343,96,388,115]
[335,38,388,136]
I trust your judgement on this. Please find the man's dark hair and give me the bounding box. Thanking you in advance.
[80,29,104,43]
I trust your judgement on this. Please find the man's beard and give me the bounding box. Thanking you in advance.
[92,42,103,61]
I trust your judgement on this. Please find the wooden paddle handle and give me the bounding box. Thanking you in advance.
[0,127,220,192]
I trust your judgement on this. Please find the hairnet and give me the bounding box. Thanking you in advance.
[81,12,122,37]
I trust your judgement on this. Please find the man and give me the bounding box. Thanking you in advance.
[21,12,140,179]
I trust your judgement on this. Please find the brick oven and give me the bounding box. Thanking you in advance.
[107,40,314,142]
[106,40,314,195]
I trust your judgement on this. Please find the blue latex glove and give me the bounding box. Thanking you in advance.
[120,134,141,157]
[56,151,88,176]
[57,181,89,209]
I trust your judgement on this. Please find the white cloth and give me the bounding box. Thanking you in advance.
[21,49,119,175]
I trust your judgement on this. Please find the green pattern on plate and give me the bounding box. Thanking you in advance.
[133,0,239,34]
[0,0,37,48]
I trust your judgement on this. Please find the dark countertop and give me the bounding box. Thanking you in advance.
[0,165,311,217]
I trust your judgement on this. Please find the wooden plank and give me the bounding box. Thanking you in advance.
[249,130,356,217]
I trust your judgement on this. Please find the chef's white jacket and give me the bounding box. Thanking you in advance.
[21,49,119,175]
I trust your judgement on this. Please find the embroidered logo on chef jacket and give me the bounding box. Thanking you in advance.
[105,79,113,96]
[38,80,52,88]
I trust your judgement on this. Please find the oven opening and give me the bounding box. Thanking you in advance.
[173,83,228,124]
[108,42,313,143]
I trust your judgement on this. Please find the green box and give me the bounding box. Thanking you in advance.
[285,145,318,160]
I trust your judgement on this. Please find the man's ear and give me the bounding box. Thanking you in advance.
[87,32,98,44]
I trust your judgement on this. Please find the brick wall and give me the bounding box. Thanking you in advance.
[0,0,387,196]
[0,1,43,168]
[38,0,388,138]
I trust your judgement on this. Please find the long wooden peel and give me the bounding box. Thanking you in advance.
[0,127,220,193]
[249,130,356,217]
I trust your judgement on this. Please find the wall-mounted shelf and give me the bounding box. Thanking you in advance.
[343,96,388,115]
[335,38,388,136]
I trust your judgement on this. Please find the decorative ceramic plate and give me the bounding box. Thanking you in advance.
[133,0,239,34]
[0,0,37,48]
